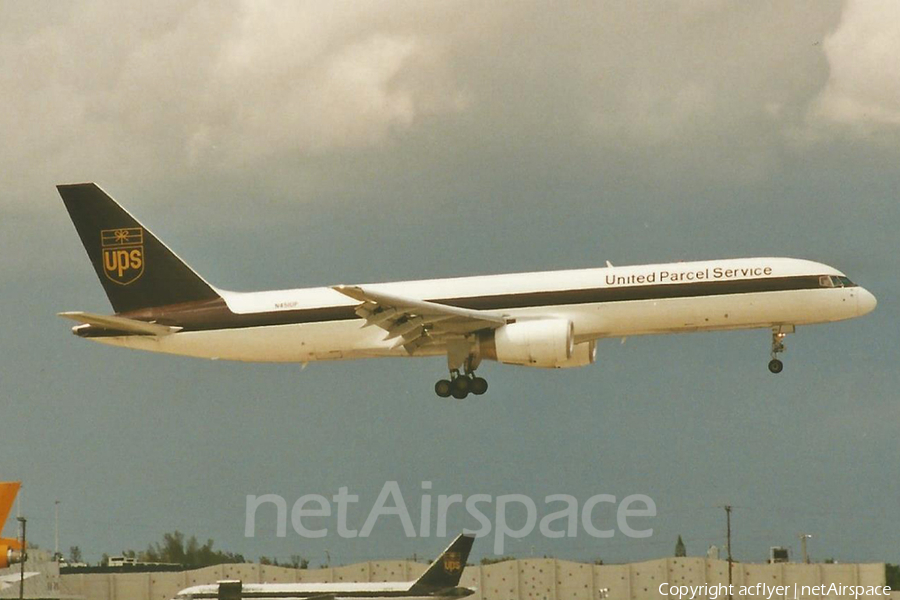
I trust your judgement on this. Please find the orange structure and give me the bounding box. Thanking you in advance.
[0,482,24,569]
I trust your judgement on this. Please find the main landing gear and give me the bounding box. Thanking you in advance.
[435,347,488,399]
[435,369,488,399]
[768,325,794,374]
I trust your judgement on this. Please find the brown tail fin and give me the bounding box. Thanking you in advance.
[408,534,475,594]
[58,183,221,313]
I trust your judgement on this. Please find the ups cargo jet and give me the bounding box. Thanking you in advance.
[172,533,475,600]
[58,183,877,398]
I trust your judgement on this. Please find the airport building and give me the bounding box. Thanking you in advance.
[3,555,891,600]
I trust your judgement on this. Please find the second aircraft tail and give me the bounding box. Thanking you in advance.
[408,534,475,594]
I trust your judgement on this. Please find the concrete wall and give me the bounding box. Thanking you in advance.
[57,558,890,600]
[0,553,60,599]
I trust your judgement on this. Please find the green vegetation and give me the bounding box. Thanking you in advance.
[132,531,246,567]
[480,556,515,565]
[886,564,899,590]
[259,555,309,569]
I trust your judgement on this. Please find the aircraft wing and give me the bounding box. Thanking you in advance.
[58,311,182,336]
[332,285,508,354]
[0,572,39,591]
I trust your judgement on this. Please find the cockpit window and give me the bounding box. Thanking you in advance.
[822,275,857,288]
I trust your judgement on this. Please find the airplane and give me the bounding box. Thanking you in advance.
[57,183,877,398]
[0,482,25,570]
[171,533,475,600]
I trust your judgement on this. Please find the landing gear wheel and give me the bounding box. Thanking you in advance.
[768,359,784,374]
[470,377,488,395]
[450,376,470,399]
[435,379,452,398]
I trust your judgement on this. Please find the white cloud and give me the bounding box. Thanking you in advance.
[201,32,461,160]
[197,2,472,159]
[811,0,900,128]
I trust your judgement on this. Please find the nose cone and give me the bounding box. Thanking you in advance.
[857,288,877,316]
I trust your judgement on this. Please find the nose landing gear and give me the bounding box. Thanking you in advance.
[768,358,784,374]
[768,325,794,374]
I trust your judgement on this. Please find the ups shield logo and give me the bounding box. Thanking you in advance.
[101,228,144,285]
[442,551,462,574]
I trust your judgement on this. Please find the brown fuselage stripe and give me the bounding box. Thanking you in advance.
[80,275,834,338]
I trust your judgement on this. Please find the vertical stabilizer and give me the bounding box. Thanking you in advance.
[58,183,221,313]
[409,534,475,593]
[0,482,19,535]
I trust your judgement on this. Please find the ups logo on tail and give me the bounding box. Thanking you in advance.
[442,551,462,574]
[101,228,144,285]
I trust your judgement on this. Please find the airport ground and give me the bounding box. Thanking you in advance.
[2,549,894,600]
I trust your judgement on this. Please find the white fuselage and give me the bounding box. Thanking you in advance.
[175,581,424,600]
[90,257,876,364]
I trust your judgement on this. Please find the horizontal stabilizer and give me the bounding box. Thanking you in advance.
[58,311,181,336]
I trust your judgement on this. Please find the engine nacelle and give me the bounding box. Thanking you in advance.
[480,319,575,368]
[1,545,25,569]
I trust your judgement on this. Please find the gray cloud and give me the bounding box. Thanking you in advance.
[5,0,900,209]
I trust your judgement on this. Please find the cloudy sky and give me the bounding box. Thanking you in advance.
[1,0,898,567]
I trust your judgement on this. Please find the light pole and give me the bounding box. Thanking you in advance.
[17,516,26,600]
[798,533,812,564]
[55,500,60,562]
[725,505,733,600]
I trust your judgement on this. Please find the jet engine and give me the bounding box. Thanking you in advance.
[1,544,24,569]
[480,319,577,368]
[555,340,598,368]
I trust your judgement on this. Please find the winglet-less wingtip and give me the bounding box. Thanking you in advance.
[332,285,367,302]
[58,311,182,336]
